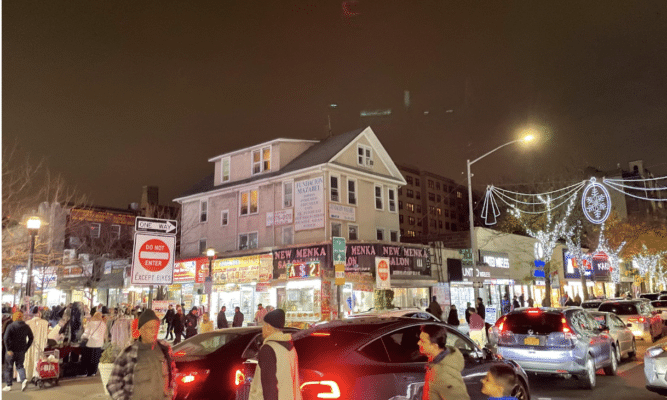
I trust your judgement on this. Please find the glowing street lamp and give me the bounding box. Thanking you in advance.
[25,216,42,298]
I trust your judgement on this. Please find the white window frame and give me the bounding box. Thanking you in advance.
[199,238,207,255]
[239,232,258,250]
[387,188,397,213]
[331,222,342,238]
[221,210,229,226]
[283,181,293,208]
[348,224,359,241]
[347,178,357,205]
[374,185,384,210]
[221,157,231,183]
[240,189,259,216]
[376,228,385,241]
[252,146,271,175]
[200,200,208,223]
[110,224,121,240]
[357,144,373,167]
[390,230,399,242]
[90,223,101,238]
[330,174,340,202]
[282,226,293,245]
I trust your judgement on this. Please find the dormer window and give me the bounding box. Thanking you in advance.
[221,157,230,183]
[252,146,271,175]
[357,145,373,167]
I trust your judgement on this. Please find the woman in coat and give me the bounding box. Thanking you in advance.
[447,305,460,327]
[80,311,107,377]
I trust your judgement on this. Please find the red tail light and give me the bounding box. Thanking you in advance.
[496,316,507,333]
[234,368,246,386]
[311,332,331,337]
[527,308,542,315]
[300,380,341,399]
[561,317,573,334]
[177,369,210,385]
[629,317,646,323]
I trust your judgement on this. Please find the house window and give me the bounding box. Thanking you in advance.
[357,144,373,167]
[348,179,357,205]
[452,212,457,219]
[252,147,271,174]
[437,208,442,215]
[239,232,258,250]
[390,231,398,242]
[429,206,435,214]
[429,192,435,201]
[199,238,207,255]
[431,219,436,228]
[221,210,229,226]
[437,195,441,202]
[406,189,414,198]
[416,205,422,213]
[457,191,463,199]
[415,178,421,187]
[374,185,383,210]
[283,181,293,208]
[417,218,422,227]
[330,176,340,202]
[428,180,434,189]
[408,216,415,225]
[240,189,259,215]
[397,188,402,195]
[445,210,450,217]
[452,223,457,231]
[407,230,416,237]
[376,228,385,241]
[398,200,403,210]
[388,188,396,212]
[89,223,101,238]
[406,203,415,212]
[110,224,121,240]
[282,227,293,245]
[399,215,404,224]
[415,192,421,200]
[449,199,455,206]
[436,182,441,190]
[446,222,450,230]
[439,220,443,229]
[331,222,342,238]
[348,225,358,241]
[221,158,230,183]
[406,176,413,185]
[200,200,208,222]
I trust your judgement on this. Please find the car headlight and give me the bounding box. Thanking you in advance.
[647,347,666,358]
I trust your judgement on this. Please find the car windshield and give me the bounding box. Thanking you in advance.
[652,301,667,308]
[598,303,639,315]
[172,331,241,356]
[503,312,564,335]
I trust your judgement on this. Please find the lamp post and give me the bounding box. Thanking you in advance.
[25,216,42,300]
[466,134,535,297]
[206,248,215,314]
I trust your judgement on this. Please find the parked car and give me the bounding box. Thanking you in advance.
[652,300,667,326]
[645,344,667,396]
[588,311,637,361]
[598,300,662,343]
[581,299,604,309]
[491,307,617,389]
[344,307,471,335]
[658,295,667,301]
[640,293,661,301]
[238,317,531,400]
[172,327,298,400]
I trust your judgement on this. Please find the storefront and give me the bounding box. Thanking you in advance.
[563,249,614,300]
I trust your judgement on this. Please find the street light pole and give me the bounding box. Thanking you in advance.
[25,217,42,301]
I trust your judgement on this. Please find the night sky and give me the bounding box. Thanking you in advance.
[4,1,667,209]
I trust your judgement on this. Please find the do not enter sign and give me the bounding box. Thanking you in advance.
[376,257,391,289]
[132,233,176,285]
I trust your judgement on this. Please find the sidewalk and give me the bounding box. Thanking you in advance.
[3,376,108,399]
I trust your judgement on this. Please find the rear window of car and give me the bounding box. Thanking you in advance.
[641,294,659,301]
[598,303,639,315]
[503,312,564,334]
[294,331,360,362]
[581,302,601,309]
[652,301,667,307]
[172,331,241,356]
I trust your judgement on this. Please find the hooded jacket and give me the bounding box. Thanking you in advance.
[249,332,301,400]
[423,346,470,400]
[3,320,34,353]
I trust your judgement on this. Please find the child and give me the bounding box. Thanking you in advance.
[481,364,519,400]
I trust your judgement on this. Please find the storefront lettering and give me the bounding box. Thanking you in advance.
[351,245,375,256]
[274,249,294,260]
[296,246,327,258]
[482,255,509,269]
[463,267,474,277]
[288,262,320,279]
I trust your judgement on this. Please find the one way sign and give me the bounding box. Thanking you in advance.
[135,217,178,235]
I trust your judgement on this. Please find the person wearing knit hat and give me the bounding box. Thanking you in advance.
[248,309,301,400]
[3,311,33,392]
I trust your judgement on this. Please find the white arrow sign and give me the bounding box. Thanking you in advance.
[135,217,178,235]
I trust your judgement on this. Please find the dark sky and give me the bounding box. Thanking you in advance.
[4,1,667,209]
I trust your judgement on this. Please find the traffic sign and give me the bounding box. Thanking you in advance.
[533,269,545,278]
[131,233,175,285]
[333,237,346,285]
[376,257,390,289]
[135,217,178,235]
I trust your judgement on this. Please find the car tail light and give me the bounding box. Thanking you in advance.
[301,380,341,399]
[311,332,331,337]
[177,369,210,385]
[496,316,507,332]
[527,308,542,315]
[234,368,246,386]
[628,317,646,323]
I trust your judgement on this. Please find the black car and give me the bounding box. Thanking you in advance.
[172,327,298,400]
[238,317,530,400]
[581,300,604,309]
[641,293,661,301]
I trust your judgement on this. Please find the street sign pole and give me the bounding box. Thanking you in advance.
[333,237,346,319]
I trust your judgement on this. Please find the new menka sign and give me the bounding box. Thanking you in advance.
[131,233,175,285]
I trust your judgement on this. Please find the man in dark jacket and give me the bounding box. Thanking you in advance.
[232,307,244,327]
[3,312,34,392]
[217,306,228,329]
[162,304,175,340]
[428,296,443,320]
[184,307,199,339]
[172,308,184,344]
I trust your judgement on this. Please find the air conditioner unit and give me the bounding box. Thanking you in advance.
[63,249,76,264]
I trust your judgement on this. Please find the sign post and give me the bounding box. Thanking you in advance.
[333,237,346,320]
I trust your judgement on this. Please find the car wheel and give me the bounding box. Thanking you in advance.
[604,346,618,376]
[628,339,637,359]
[615,342,622,364]
[581,357,596,389]
[511,379,529,400]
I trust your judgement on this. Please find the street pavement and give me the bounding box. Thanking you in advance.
[2,375,107,399]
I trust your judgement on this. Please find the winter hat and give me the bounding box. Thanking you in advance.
[138,309,159,329]
[263,309,285,329]
[12,311,23,321]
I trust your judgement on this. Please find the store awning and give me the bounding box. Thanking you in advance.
[57,277,89,290]
[97,272,124,288]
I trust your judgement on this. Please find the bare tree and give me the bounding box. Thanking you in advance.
[565,221,591,301]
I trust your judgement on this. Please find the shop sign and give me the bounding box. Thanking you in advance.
[563,249,594,280]
[345,244,376,273]
[462,263,493,280]
[196,260,209,284]
[459,249,473,265]
[255,282,271,292]
[61,262,93,278]
[378,245,430,276]
[294,176,325,231]
[484,307,497,324]
[104,259,128,275]
[287,261,321,279]
[479,251,510,269]
[212,255,262,284]
[333,237,346,285]
[591,252,611,281]
[376,257,391,289]
[70,208,136,225]
[329,203,355,222]
[266,209,293,227]
[273,244,330,280]
[173,260,197,283]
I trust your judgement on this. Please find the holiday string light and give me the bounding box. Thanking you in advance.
[595,224,626,285]
[603,175,667,202]
[632,245,666,290]
[565,221,590,281]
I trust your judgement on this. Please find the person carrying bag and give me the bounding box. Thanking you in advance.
[81,312,107,377]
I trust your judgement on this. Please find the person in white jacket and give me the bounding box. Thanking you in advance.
[80,311,107,377]
[25,310,49,381]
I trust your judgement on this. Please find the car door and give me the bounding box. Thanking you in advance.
[611,315,632,356]
[573,311,609,366]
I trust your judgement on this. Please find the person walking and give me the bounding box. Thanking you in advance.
[417,324,470,400]
[184,307,199,339]
[217,306,228,329]
[233,307,244,327]
[428,296,443,320]
[162,305,175,340]
[447,305,460,327]
[527,297,534,308]
[172,308,184,345]
[501,295,511,315]
[81,311,107,377]
[518,294,525,308]
[512,296,520,310]
[25,309,49,382]
[254,304,268,326]
[248,309,301,400]
[199,313,214,333]
[468,308,487,348]
[465,302,472,324]
[106,310,177,400]
[3,312,34,392]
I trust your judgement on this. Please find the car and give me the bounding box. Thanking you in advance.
[645,344,667,396]
[172,326,298,400]
[651,300,667,325]
[640,293,661,301]
[658,295,667,301]
[581,299,604,309]
[598,300,662,343]
[588,311,637,361]
[344,307,471,335]
[237,317,531,400]
[490,307,617,389]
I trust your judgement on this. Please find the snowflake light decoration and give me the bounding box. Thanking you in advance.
[581,178,611,224]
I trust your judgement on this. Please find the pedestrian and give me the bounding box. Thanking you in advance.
[518,294,525,308]
[254,304,268,326]
[417,324,470,400]
[248,309,301,400]
[475,298,486,320]
[565,294,575,307]
[481,364,519,400]
[512,296,520,310]
[465,302,472,324]
[3,312,33,392]
[70,302,82,342]
[199,313,214,333]
[574,294,582,306]
[184,307,199,339]
[162,304,175,340]
[217,306,228,329]
[468,308,487,348]
[527,297,534,308]
[25,309,49,382]
[233,307,244,327]
[541,297,548,307]
[447,305,460,327]
[172,308,184,345]
[428,296,443,320]
[106,309,177,400]
[501,295,511,315]
[80,310,107,377]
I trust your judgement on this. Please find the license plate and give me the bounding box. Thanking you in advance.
[524,337,540,346]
